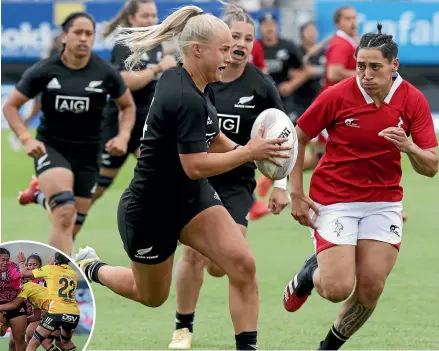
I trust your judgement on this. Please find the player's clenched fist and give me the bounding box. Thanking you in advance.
[23,139,46,159]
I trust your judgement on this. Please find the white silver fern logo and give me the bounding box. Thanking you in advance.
[238,95,254,104]
[137,247,153,255]
[88,81,102,88]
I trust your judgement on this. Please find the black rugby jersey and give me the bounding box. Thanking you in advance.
[208,63,284,185]
[262,38,303,85]
[104,43,163,117]
[15,54,127,153]
[293,45,325,109]
[128,65,219,198]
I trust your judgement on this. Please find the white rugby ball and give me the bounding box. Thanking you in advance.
[250,108,298,180]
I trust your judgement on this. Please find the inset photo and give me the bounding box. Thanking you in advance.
[0,240,95,351]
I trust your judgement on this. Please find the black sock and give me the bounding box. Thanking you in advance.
[318,325,349,350]
[235,331,257,350]
[85,261,107,285]
[34,191,47,209]
[175,312,195,333]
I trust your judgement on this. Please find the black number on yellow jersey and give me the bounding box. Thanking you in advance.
[58,278,76,300]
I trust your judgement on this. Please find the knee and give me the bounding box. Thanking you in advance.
[357,279,385,307]
[226,252,257,286]
[137,293,168,308]
[322,281,354,303]
[53,204,77,229]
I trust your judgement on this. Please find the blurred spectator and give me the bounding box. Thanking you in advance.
[292,21,325,117]
[322,6,359,90]
[259,12,309,122]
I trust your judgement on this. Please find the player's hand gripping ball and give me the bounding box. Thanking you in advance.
[250,108,298,180]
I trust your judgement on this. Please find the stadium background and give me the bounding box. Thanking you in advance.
[1,0,438,350]
[0,242,94,350]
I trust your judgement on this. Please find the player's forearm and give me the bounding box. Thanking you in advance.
[2,105,33,144]
[0,299,23,311]
[121,66,161,91]
[118,105,136,140]
[288,69,310,93]
[289,139,307,195]
[208,132,238,153]
[406,144,438,177]
[184,147,252,179]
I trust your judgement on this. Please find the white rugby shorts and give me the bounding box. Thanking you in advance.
[309,201,403,253]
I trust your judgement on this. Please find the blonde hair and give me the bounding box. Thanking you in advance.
[103,0,155,38]
[117,5,229,70]
[220,1,255,29]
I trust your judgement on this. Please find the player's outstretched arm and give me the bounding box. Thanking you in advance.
[17,252,34,279]
[0,297,25,311]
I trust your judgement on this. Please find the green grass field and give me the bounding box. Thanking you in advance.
[1,130,439,350]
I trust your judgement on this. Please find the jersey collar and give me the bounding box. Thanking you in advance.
[356,73,404,104]
[335,30,359,49]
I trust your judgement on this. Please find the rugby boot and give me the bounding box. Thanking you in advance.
[283,253,318,312]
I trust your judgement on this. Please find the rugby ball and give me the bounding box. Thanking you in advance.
[250,108,298,180]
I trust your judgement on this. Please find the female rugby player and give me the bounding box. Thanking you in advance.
[3,12,135,254]
[76,5,291,350]
[284,24,438,350]
[93,0,177,202]
[168,4,290,349]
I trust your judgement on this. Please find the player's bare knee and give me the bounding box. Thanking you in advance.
[53,204,77,230]
[226,251,256,286]
[138,293,168,308]
[206,261,225,278]
[322,281,354,303]
[356,279,385,307]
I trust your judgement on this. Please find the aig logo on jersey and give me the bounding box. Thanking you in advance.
[55,95,90,113]
[218,113,240,134]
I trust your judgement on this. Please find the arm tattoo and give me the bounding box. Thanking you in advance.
[337,302,374,337]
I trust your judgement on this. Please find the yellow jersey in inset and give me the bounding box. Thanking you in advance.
[18,282,51,311]
[33,264,80,315]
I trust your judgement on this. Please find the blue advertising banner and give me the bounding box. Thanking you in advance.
[1,1,279,62]
[314,0,439,65]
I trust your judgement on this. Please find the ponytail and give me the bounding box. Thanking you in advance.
[117,5,208,70]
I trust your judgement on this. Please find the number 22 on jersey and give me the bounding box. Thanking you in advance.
[58,277,76,301]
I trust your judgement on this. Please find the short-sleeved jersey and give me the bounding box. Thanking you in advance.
[293,45,325,108]
[322,30,357,90]
[0,262,22,303]
[18,282,51,311]
[128,65,220,199]
[208,63,284,185]
[249,40,265,70]
[15,54,127,154]
[104,43,163,119]
[297,74,438,205]
[262,38,303,85]
[32,264,79,315]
